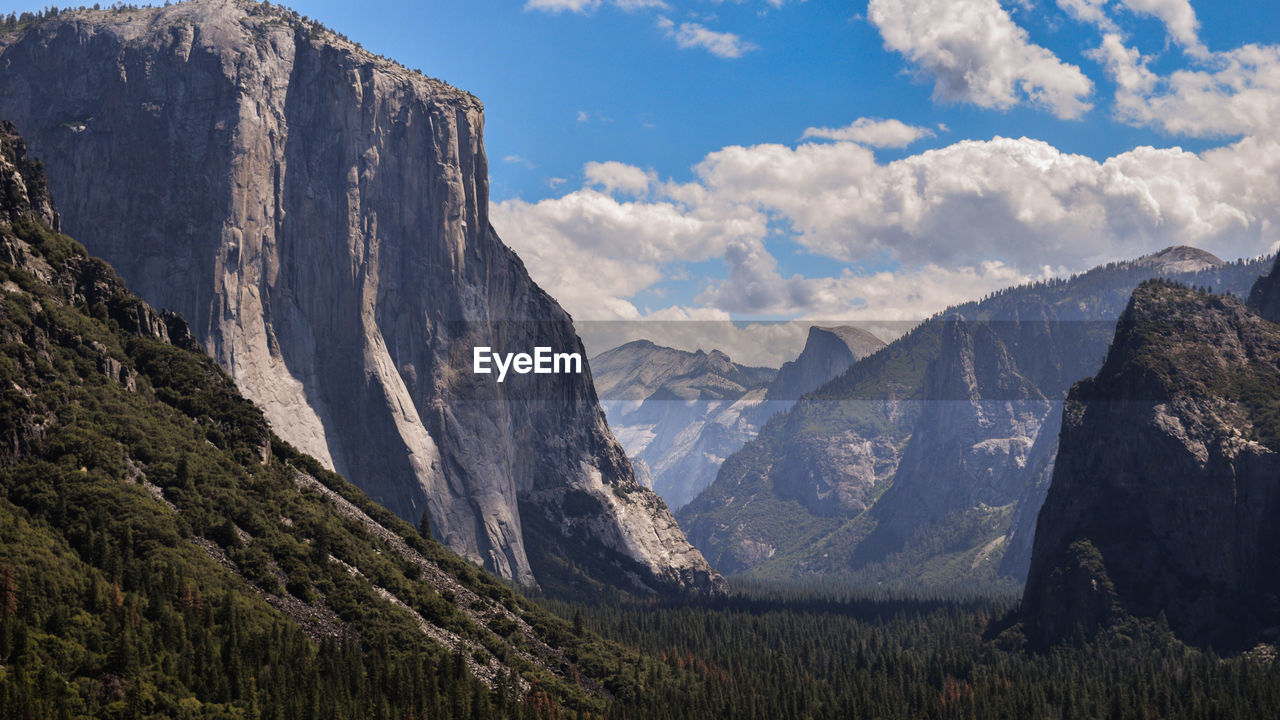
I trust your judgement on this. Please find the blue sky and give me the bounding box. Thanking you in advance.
[11,0,1280,363]
[67,0,1265,199]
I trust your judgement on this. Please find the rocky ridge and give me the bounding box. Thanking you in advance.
[0,0,720,594]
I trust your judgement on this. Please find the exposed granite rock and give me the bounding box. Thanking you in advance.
[1023,281,1280,650]
[0,1,721,594]
[592,329,884,514]
[0,122,57,232]
[762,326,885,410]
[0,118,239,460]
[592,340,775,510]
[1126,245,1223,274]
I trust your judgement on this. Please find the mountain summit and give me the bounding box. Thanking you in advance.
[0,0,720,594]
[763,326,886,409]
[1123,246,1223,274]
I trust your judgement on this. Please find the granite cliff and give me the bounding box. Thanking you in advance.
[760,326,885,415]
[1023,280,1280,650]
[0,0,720,594]
[0,119,696,713]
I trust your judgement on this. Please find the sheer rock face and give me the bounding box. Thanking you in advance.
[762,326,885,413]
[0,0,721,594]
[1023,283,1280,650]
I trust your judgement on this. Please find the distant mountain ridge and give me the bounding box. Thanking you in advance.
[593,328,885,511]
[761,326,887,411]
[592,340,776,510]
[679,246,1273,589]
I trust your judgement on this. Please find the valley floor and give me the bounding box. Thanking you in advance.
[541,581,1280,720]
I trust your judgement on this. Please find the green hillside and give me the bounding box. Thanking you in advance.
[0,120,677,719]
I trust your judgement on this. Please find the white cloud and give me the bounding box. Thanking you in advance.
[695,236,1032,319]
[692,135,1280,270]
[1058,1,1202,53]
[494,133,1280,335]
[1118,0,1200,50]
[503,154,536,169]
[500,0,1280,362]
[657,16,758,59]
[1094,34,1280,138]
[1056,0,1117,31]
[614,0,668,8]
[585,161,656,196]
[867,0,1094,118]
[801,118,936,148]
[491,187,766,321]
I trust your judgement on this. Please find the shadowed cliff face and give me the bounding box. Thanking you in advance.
[1023,281,1280,650]
[1248,254,1280,324]
[0,0,722,594]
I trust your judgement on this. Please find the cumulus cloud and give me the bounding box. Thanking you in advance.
[490,187,766,321]
[494,133,1280,338]
[1118,0,1201,50]
[698,234,1033,320]
[499,0,1280,364]
[692,135,1280,270]
[867,0,1094,118]
[1056,0,1117,31]
[584,161,656,196]
[1094,34,1280,138]
[656,16,758,58]
[801,118,936,148]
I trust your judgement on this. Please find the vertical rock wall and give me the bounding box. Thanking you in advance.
[0,0,721,593]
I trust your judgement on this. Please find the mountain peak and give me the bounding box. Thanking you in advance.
[763,324,885,404]
[1124,246,1223,274]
